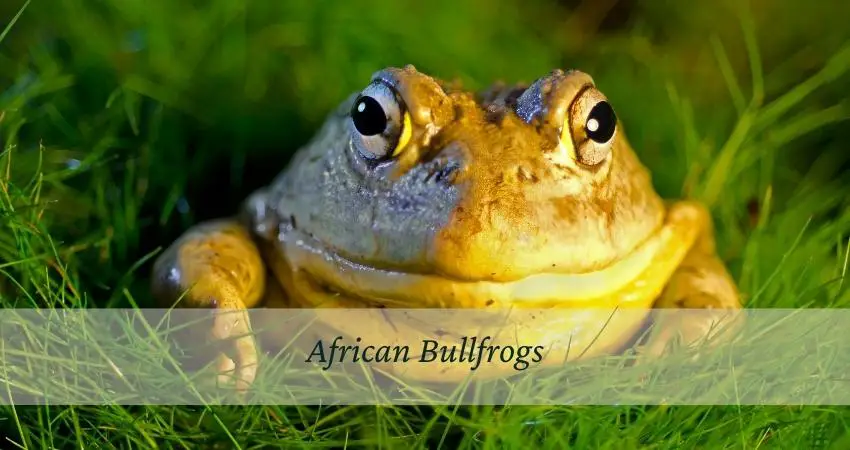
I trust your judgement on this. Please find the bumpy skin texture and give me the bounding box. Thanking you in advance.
[151,65,742,389]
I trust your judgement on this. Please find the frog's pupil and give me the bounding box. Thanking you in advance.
[586,101,616,143]
[352,96,387,136]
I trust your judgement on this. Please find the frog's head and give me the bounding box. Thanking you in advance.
[271,65,667,307]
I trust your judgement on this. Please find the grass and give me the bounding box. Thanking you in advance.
[1,0,850,447]
[5,307,850,410]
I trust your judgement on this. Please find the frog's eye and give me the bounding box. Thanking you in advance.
[349,81,412,161]
[562,87,617,166]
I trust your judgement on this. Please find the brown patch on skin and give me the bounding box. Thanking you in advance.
[515,166,539,183]
[594,190,616,223]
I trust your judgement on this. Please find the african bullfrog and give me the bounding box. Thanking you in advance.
[151,65,741,390]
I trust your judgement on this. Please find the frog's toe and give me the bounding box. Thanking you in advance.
[212,307,259,392]
[232,334,259,392]
[215,353,236,386]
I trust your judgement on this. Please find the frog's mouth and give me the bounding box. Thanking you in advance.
[276,202,705,310]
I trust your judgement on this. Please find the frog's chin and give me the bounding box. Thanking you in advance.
[275,202,703,310]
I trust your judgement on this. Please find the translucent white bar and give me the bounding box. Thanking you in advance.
[0,308,843,405]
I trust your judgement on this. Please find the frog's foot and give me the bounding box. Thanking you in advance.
[151,219,266,392]
[638,203,744,362]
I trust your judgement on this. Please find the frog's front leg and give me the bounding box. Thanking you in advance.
[151,218,266,392]
[641,202,743,358]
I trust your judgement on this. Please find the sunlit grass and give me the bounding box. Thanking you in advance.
[1,0,850,448]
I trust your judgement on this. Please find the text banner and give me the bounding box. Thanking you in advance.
[0,308,845,405]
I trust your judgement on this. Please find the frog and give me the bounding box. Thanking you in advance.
[151,65,742,391]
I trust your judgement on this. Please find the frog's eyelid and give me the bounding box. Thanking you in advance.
[370,71,401,91]
[558,84,595,156]
[562,85,616,166]
[569,84,597,118]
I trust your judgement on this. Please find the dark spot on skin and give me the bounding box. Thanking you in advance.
[485,299,494,306]
[453,104,464,121]
[515,166,539,183]
[548,160,579,178]
[484,104,508,125]
[435,167,458,184]
[425,161,460,185]
[323,157,334,175]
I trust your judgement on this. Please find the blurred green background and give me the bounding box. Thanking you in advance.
[2,0,850,447]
